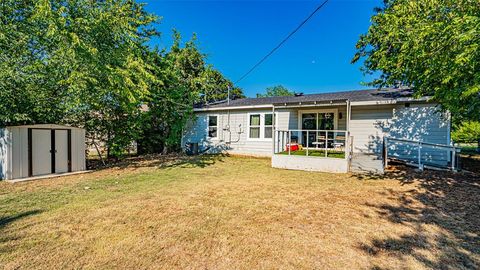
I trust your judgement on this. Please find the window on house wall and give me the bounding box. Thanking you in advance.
[208,115,218,138]
[249,114,261,138]
[249,113,274,139]
[264,113,273,138]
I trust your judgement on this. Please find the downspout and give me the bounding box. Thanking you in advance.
[227,86,231,144]
[272,104,275,156]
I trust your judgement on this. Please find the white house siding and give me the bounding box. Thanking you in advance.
[388,104,450,165]
[276,108,298,130]
[350,105,393,154]
[349,103,450,166]
[337,106,347,130]
[183,109,281,157]
[183,106,349,157]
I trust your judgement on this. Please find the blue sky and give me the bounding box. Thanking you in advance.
[144,0,382,97]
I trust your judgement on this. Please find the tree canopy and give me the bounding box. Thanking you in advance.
[256,85,294,97]
[353,0,480,123]
[452,121,480,142]
[0,0,242,158]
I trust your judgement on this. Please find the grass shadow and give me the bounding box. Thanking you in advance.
[0,210,43,254]
[87,153,228,171]
[0,210,42,230]
[160,153,228,169]
[355,165,480,268]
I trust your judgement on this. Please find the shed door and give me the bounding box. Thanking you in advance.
[32,129,52,176]
[55,130,69,173]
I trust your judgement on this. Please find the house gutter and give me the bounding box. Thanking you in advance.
[349,96,432,106]
[194,104,273,112]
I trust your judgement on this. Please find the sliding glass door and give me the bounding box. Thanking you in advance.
[301,113,317,147]
[301,112,336,148]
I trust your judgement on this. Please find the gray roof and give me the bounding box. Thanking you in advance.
[197,88,415,109]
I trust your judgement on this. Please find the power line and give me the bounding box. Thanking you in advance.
[234,0,330,84]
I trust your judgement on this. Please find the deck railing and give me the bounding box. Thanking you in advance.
[274,129,350,159]
[383,137,461,171]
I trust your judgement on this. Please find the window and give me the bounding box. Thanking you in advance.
[264,113,273,138]
[249,114,261,138]
[249,113,274,139]
[208,115,218,138]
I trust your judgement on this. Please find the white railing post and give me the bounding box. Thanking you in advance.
[288,131,291,155]
[325,131,328,157]
[306,130,309,156]
[418,141,423,171]
[277,131,280,153]
[344,132,349,160]
[384,137,388,168]
[278,130,281,153]
[451,147,456,171]
[275,130,278,153]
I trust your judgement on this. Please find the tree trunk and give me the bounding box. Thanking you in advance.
[92,139,106,166]
[106,130,112,159]
[162,144,168,155]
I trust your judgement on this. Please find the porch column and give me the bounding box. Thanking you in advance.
[346,100,351,159]
[346,100,351,133]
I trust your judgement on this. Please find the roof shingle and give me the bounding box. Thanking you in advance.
[197,88,414,109]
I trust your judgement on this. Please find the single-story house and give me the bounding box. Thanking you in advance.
[182,88,453,173]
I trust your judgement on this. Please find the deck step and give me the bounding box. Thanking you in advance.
[350,153,384,174]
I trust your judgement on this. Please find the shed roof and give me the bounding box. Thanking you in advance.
[4,124,84,130]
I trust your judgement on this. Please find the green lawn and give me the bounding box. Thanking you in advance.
[0,155,478,269]
[278,149,345,158]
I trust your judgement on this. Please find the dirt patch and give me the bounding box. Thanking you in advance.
[460,154,480,174]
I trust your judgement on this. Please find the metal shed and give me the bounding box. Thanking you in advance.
[0,124,86,180]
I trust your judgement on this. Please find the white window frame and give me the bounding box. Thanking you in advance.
[264,113,274,139]
[207,114,219,140]
[247,112,275,141]
[297,109,339,146]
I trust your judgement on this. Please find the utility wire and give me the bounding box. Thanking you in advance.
[235,0,330,84]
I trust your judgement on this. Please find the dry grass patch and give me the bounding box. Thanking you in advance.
[0,155,479,269]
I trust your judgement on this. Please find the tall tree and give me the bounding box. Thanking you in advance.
[352,0,480,123]
[138,32,244,154]
[256,85,294,97]
[1,0,158,157]
[200,66,243,103]
[0,1,242,158]
[452,121,480,152]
